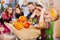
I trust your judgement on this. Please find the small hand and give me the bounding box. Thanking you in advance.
[0,27,4,31]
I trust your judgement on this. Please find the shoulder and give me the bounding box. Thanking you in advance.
[2,12,6,16]
[1,12,8,18]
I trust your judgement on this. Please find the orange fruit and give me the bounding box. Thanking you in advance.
[19,16,27,22]
[23,21,30,28]
[14,21,23,30]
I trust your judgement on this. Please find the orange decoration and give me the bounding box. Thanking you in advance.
[14,21,23,30]
[1,0,5,4]
[23,21,30,28]
[1,1,5,4]
[19,16,27,22]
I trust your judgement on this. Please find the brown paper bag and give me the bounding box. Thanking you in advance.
[54,19,60,38]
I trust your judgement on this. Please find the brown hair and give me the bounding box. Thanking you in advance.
[28,2,34,5]
[16,4,23,13]
[36,4,43,8]
[16,4,20,9]
[5,4,13,16]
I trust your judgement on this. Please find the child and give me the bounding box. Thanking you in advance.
[2,5,13,23]
[0,5,15,40]
[44,8,59,40]
[30,4,43,24]
[30,4,46,40]
[15,4,24,19]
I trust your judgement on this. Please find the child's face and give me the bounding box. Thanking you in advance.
[28,4,35,12]
[44,11,51,22]
[36,6,42,12]
[35,6,42,16]
[16,8,21,14]
[7,7,13,14]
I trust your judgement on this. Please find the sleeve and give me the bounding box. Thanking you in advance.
[22,12,24,16]
[2,12,10,23]
[26,13,31,19]
[2,13,7,20]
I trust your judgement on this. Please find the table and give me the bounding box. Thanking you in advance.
[4,22,41,40]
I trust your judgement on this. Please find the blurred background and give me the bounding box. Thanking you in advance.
[0,0,53,16]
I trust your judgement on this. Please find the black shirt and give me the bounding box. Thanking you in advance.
[26,12,32,19]
[15,12,24,19]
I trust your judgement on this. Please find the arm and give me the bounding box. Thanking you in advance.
[26,13,32,19]
[37,9,46,29]
[30,10,37,18]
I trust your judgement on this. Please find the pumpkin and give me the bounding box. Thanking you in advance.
[19,16,27,22]
[23,21,30,28]
[14,21,23,30]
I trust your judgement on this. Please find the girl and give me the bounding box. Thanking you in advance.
[0,5,15,40]
[2,5,13,23]
[15,4,24,19]
[1,5,13,33]
[44,8,59,40]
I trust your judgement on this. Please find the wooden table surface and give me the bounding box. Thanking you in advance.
[4,22,41,39]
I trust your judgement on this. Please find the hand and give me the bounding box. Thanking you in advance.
[35,23,41,29]
[10,21,13,24]
[0,27,4,31]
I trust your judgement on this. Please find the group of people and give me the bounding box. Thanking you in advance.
[0,2,59,40]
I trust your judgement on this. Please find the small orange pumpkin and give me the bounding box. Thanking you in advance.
[14,21,23,30]
[23,21,30,28]
[19,16,27,22]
